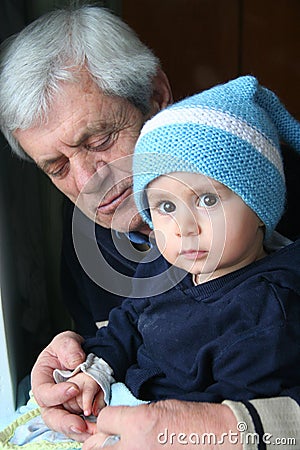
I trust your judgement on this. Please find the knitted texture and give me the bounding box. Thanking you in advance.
[133,75,300,238]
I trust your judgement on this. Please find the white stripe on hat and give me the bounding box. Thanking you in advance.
[140,106,284,178]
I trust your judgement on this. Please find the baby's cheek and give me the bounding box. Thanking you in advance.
[152,228,167,254]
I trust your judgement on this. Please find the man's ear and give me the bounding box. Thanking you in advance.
[148,68,173,117]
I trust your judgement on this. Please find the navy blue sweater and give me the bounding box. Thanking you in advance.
[83,239,300,403]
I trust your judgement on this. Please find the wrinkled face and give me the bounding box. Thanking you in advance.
[147,172,265,281]
[14,72,150,232]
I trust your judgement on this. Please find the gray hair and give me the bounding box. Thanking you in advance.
[0,5,160,159]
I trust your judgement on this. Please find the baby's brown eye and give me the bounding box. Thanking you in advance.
[197,193,219,208]
[159,201,176,214]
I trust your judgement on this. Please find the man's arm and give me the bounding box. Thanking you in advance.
[82,397,300,449]
[31,330,93,442]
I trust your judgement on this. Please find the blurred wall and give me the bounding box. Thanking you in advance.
[123,0,300,119]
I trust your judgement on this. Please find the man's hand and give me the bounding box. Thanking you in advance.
[31,330,92,442]
[82,400,241,449]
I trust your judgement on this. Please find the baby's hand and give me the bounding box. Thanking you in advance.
[63,372,104,417]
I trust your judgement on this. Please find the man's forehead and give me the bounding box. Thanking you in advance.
[33,93,125,146]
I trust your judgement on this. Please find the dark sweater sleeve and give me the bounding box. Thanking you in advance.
[206,285,300,402]
[82,297,148,381]
[210,323,297,400]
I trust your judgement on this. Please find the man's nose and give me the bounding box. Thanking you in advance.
[71,152,106,194]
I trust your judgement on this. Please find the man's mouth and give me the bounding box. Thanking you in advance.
[97,186,133,214]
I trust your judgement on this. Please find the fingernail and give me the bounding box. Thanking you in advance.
[70,426,83,434]
[69,353,84,365]
[66,386,78,397]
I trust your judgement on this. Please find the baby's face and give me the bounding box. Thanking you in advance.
[147,172,265,282]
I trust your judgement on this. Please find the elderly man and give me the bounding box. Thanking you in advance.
[0,5,299,450]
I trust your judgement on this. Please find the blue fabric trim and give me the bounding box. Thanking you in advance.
[121,231,151,246]
[243,401,266,450]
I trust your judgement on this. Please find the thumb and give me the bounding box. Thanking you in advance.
[51,331,85,369]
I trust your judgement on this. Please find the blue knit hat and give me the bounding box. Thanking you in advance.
[133,75,300,239]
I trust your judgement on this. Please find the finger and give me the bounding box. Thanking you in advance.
[33,380,80,408]
[82,385,98,417]
[31,349,65,391]
[52,331,85,369]
[31,348,80,406]
[63,399,83,415]
[82,432,112,450]
[85,421,97,435]
[41,405,91,443]
[92,391,105,417]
